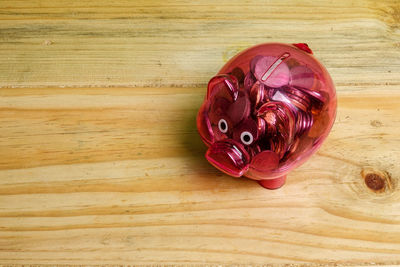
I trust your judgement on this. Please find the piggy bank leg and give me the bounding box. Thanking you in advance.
[258,176,286,190]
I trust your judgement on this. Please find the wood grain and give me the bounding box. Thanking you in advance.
[0,87,399,265]
[0,0,400,89]
[1,0,400,265]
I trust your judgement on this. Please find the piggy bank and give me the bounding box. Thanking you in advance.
[197,43,336,189]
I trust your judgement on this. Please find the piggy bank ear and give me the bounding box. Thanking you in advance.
[197,102,214,146]
[207,74,239,101]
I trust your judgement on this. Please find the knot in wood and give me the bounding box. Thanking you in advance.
[365,173,385,191]
[361,168,394,194]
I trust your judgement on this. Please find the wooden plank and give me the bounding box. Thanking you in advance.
[0,87,399,264]
[0,0,400,89]
[1,0,400,264]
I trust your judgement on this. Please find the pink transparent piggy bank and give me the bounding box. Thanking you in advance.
[197,43,336,189]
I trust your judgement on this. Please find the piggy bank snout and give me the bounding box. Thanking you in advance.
[205,139,250,177]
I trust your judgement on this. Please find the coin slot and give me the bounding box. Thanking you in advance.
[261,52,290,82]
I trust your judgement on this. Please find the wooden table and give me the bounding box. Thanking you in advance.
[1,0,400,265]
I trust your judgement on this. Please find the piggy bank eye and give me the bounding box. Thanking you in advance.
[218,119,228,133]
[240,131,254,145]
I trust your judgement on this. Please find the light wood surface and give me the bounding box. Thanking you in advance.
[1,0,400,265]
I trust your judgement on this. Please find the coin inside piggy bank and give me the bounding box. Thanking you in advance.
[197,43,336,189]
